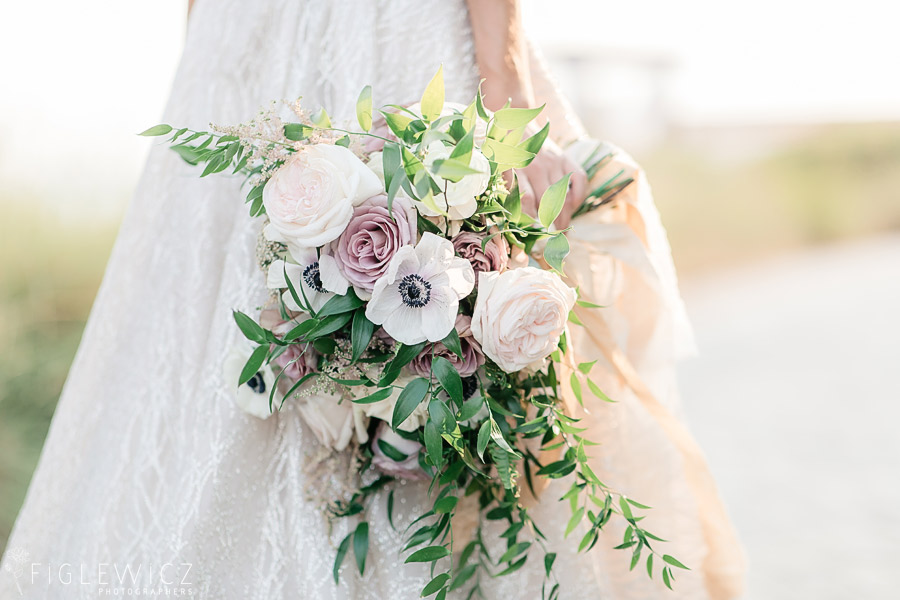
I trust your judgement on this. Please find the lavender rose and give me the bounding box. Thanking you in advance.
[370,422,428,480]
[331,194,417,299]
[452,231,509,276]
[410,314,485,378]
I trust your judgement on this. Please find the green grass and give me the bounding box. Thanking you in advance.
[0,200,117,552]
[643,122,900,271]
[1,121,899,553]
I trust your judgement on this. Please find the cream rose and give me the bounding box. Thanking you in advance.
[470,267,577,373]
[297,391,368,451]
[263,144,382,249]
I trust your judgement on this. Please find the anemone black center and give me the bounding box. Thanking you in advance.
[303,262,326,293]
[398,274,432,308]
[461,375,478,400]
[247,372,266,394]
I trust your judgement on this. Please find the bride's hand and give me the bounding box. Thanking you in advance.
[514,136,588,229]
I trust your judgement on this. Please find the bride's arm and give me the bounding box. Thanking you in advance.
[465,0,587,227]
[464,0,534,110]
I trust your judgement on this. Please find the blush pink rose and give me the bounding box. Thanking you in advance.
[370,422,428,480]
[410,314,485,378]
[331,194,417,299]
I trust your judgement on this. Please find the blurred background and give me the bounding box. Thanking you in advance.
[0,1,897,598]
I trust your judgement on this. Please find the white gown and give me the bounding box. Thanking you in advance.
[0,1,745,598]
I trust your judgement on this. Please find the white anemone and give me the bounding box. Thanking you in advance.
[267,247,349,313]
[365,232,475,345]
[223,344,279,419]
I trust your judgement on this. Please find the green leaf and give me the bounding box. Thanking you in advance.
[646,553,654,579]
[424,420,443,470]
[441,329,463,360]
[626,498,653,510]
[238,345,268,386]
[490,419,518,455]
[481,138,534,170]
[428,399,456,434]
[283,319,317,342]
[312,107,332,128]
[353,387,393,404]
[569,372,583,405]
[456,394,484,422]
[565,506,585,537]
[504,176,523,223]
[391,342,428,370]
[431,158,481,181]
[306,312,352,339]
[382,111,413,139]
[493,105,544,130]
[476,420,491,460]
[353,522,369,574]
[351,310,375,363]
[449,564,477,591]
[317,290,364,318]
[422,572,451,596]
[283,123,310,141]
[392,377,430,430]
[313,337,337,355]
[662,555,690,570]
[420,65,445,121]
[498,541,531,564]
[387,490,396,530]
[662,567,673,590]
[586,378,615,403]
[433,496,458,514]
[538,173,571,228]
[377,439,409,461]
[139,124,173,137]
[432,356,463,405]
[333,532,352,583]
[475,83,490,120]
[543,233,570,274]
[544,553,557,577]
[356,85,373,131]
[520,121,550,156]
[448,124,474,167]
[233,310,267,343]
[405,545,450,563]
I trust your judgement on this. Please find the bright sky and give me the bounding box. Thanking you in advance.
[1,0,898,219]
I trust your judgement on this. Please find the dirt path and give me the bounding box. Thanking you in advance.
[678,235,900,599]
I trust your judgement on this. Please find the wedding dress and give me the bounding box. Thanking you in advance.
[0,1,744,598]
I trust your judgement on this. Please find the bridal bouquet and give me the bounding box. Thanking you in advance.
[143,67,684,597]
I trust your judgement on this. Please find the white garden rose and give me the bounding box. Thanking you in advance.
[263,144,382,249]
[470,267,577,373]
[354,376,429,432]
[419,141,490,221]
[298,391,368,451]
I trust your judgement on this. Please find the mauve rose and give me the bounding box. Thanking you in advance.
[332,194,417,299]
[272,343,317,381]
[370,422,428,480]
[410,314,485,378]
[452,231,509,276]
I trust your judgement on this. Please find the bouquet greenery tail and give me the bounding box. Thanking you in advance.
[142,66,686,598]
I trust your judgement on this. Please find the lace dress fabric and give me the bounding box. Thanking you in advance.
[1,1,744,598]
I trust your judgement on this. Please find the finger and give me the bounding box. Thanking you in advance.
[559,169,588,229]
[518,173,537,217]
